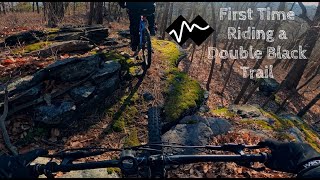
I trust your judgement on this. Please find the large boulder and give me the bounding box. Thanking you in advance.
[45,54,102,82]
[259,78,280,96]
[10,84,42,106]
[69,83,96,103]
[4,30,45,46]
[118,30,131,39]
[162,115,232,154]
[85,28,109,44]
[0,71,46,101]
[53,32,84,41]
[52,28,108,44]
[91,60,121,84]
[34,101,76,125]
[229,104,264,119]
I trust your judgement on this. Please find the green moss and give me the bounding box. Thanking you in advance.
[152,39,181,67]
[112,117,125,132]
[259,109,288,130]
[260,109,320,152]
[153,40,204,122]
[164,69,204,122]
[106,167,121,174]
[275,132,296,141]
[102,50,127,62]
[111,93,139,132]
[119,92,139,108]
[123,128,140,147]
[13,41,52,54]
[129,66,142,76]
[274,95,282,105]
[212,107,236,118]
[240,119,273,130]
[295,122,320,152]
[44,28,60,34]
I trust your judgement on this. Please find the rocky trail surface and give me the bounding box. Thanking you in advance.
[0,23,319,178]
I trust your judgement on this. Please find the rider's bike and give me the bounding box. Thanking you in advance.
[29,107,270,178]
[137,11,153,70]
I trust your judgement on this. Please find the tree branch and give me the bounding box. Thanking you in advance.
[0,82,18,155]
[298,2,312,26]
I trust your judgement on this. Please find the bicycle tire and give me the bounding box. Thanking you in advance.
[146,107,165,178]
[142,29,152,70]
[148,107,162,147]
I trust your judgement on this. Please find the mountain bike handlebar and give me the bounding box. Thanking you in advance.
[29,143,270,177]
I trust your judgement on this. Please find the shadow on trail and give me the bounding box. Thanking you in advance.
[96,70,147,143]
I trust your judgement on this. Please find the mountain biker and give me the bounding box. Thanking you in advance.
[118,2,156,56]
[1,140,319,178]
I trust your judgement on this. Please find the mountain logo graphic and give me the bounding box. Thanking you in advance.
[166,15,214,46]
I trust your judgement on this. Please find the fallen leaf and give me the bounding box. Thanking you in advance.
[70,141,81,148]
[2,59,15,65]
[202,164,209,173]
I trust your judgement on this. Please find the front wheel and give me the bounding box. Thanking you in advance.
[147,107,165,178]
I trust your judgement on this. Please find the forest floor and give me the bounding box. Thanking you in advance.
[0,12,319,178]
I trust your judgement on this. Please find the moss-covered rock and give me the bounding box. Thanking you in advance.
[211,107,236,118]
[151,39,204,123]
[239,119,273,130]
[13,41,53,54]
[164,69,204,122]
[152,39,181,67]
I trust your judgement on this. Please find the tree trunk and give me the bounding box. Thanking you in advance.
[1,2,6,15]
[282,3,320,90]
[43,2,47,21]
[73,2,76,15]
[95,2,103,24]
[205,2,217,91]
[33,2,35,12]
[168,2,174,27]
[47,2,64,28]
[10,2,14,12]
[297,93,320,117]
[220,59,237,95]
[36,2,39,14]
[160,2,170,40]
[88,2,103,25]
[88,2,95,25]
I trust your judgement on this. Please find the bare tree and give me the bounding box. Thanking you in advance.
[297,93,320,117]
[206,2,217,91]
[160,2,170,39]
[47,2,64,28]
[1,2,6,15]
[88,2,104,25]
[35,2,39,14]
[282,2,320,90]
[73,2,76,15]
